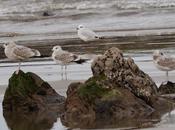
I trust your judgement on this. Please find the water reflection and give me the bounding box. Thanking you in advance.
[60,113,161,129]
[3,110,59,130]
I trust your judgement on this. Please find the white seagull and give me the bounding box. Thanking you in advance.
[77,25,103,42]
[153,50,175,81]
[3,42,41,74]
[52,45,87,78]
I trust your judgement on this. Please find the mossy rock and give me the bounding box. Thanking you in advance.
[78,75,121,104]
[3,70,65,112]
[4,71,39,99]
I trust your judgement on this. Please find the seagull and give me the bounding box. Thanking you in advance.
[77,25,103,42]
[52,45,87,79]
[3,42,41,74]
[153,50,175,81]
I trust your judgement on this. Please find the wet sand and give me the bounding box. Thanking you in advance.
[1,32,175,59]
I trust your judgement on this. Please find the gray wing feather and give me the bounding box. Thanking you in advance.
[81,28,98,38]
[158,57,175,69]
[54,52,78,63]
[13,46,35,59]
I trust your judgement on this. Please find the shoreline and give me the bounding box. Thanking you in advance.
[0,32,175,60]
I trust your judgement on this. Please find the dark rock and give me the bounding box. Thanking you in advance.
[149,96,174,114]
[3,70,66,130]
[42,11,53,16]
[158,81,175,94]
[62,76,171,129]
[91,47,157,103]
[3,70,65,113]
[62,82,96,128]
[61,47,173,129]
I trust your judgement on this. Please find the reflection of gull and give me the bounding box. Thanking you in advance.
[153,50,175,81]
[77,25,103,42]
[52,45,87,79]
[3,42,41,74]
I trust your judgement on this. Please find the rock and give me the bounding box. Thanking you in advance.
[91,47,158,103]
[3,70,65,113]
[42,11,54,17]
[158,81,175,94]
[61,82,96,128]
[61,47,172,129]
[62,76,171,129]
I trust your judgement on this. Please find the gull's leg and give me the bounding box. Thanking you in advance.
[166,71,169,82]
[65,65,67,80]
[61,65,63,80]
[15,62,21,74]
[166,71,172,115]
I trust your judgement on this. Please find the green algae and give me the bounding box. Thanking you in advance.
[78,78,107,102]
[4,71,39,99]
[78,75,121,103]
[101,89,122,101]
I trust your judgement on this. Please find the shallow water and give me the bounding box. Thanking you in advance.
[0,52,175,130]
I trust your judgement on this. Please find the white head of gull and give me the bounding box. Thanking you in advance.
[77,24,103,42]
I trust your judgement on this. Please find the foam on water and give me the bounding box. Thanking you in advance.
[1,0,175,15]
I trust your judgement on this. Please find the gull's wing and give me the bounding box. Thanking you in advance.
[158,56,175,69]
[54,51,78,63]
[80,28,98,38]
[12,45,35,59]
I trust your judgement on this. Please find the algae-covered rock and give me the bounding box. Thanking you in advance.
[91,47,158,102]
[61,76,155,129]
[61,47,174,129]
[3,70,65,113]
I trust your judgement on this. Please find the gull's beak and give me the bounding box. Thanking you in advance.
[2,43,6,48]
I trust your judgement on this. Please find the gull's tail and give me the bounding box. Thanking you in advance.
[95,36,104,39]
[73,54,92,64]
[74,59,88,64]
[32,49,41,57]
[99,36,104,39]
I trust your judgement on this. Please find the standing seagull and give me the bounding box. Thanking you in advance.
[153,50,175,81]
[52,45,87,79]
[3,42,41,74]
[77,25,103,42]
